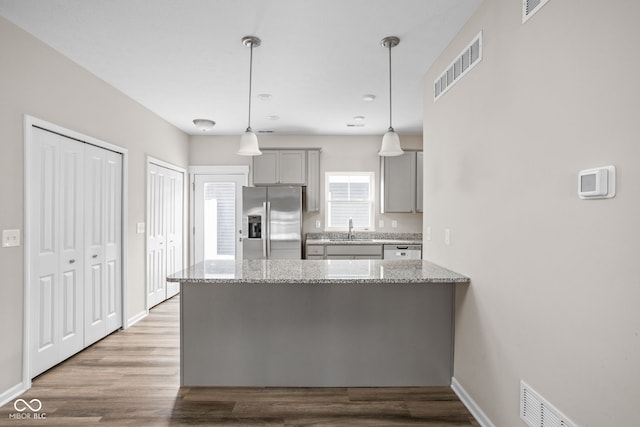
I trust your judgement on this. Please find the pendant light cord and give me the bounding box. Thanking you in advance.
[247,42,254,131]
[388,42,393,131]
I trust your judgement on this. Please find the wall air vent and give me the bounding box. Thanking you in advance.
[520,381,577,427]
[523,0,550,23]
[434,31,482,101]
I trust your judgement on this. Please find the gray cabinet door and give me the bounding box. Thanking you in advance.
[252,150,307,185]
[381,151,416,213]
[306,150,321,211]
[279,150,306,184]
[253,151,279,184]
[416,151,423,213]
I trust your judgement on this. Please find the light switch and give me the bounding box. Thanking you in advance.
[2,229,21,247]
[136,222,146,234]
[444,228,451,246]
[426,226,432,241]
[378,220,384,228]
[391,220,398,228]
[315,220,321,229]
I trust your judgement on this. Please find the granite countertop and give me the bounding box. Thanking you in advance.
[168,259,469,285]
[305,232,423,246]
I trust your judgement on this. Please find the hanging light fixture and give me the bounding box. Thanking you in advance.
[237,36,262,156]
[378,36,404,157]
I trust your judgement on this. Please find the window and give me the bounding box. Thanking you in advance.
[325,172,375,230]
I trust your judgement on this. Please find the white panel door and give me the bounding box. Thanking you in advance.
[58,136,86,359]
[147,163,167,308]
[29,128,84,377]
[84,144,106,346]
[165,168,184,299]
[84,145,123,346]
[104,150,122,334]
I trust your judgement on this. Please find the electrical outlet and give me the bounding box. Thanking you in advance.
[444,228,451,245]
[2,229,21,247]
[379,220,384,228]
[315,220,321,229]
[391,220,398,228]
[426,226,432,241]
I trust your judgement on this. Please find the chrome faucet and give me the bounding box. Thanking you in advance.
[348,218,354,240]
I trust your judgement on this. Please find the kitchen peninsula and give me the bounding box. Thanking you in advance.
[168,259,469,387]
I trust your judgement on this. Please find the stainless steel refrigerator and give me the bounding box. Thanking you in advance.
[242,186,302,260]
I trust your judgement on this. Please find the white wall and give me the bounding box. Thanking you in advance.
[190,134,424,234]
[423,0,640,425]
[0,17,188,397]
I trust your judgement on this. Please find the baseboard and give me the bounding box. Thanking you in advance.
[451,377,495,427]
[0,381,28,409]
[126,309,148,329]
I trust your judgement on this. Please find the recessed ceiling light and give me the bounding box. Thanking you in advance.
[267,115,280,121]
[362,94,376,102]
[353,116,365,122]
[258,94,273,101]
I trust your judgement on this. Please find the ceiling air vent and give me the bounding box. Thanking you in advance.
[520,381,577,427]
[434,31,482,101]
[522,0,550,23]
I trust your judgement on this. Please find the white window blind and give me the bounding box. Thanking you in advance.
[325,172,374,230]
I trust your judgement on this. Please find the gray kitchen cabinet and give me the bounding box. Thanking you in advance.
[380,150,423,213]
[325,244,383,259]
[416,151,423,212]
[253,151,279,184]
[305,150,321,212]
[253,150,306,185]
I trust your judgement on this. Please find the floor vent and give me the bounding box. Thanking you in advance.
[522,0,550,23]
[520,381,577,427]
[434,31,482,101]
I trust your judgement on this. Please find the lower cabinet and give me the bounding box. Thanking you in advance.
[305,244,384,260]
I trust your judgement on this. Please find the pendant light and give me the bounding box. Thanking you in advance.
[378,36,404,157]
[237,36,262,156]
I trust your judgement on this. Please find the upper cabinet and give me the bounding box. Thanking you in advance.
[380,150,423,213]
[253,150,306,185]
[252,149,321,212]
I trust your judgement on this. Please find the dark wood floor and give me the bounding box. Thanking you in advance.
[0,296,479,426]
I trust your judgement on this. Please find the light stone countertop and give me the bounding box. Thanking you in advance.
[168,259,469,285]
[305,232,422,246]
[306,238,423,246]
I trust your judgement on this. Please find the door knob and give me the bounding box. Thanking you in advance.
[92,254,98,259]
[69,259,75,264]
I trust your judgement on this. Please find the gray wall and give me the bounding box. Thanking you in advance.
[0,17,189,396]
[190,134,424,234]
[423,0,640,425]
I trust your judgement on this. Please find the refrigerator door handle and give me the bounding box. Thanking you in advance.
[266,201,272,258]
[262,202,268,258]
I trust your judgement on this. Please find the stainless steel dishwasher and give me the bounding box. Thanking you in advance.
[383,244,422,260]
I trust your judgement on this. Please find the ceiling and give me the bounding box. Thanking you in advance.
[0,0,481,136]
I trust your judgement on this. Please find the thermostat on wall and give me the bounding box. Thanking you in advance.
[578,166,615,199]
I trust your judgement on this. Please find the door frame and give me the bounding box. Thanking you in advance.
[188,165,249,265]
[23,115,129,390]
[145,156,187,310]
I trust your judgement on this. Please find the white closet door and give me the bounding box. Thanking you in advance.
[58,136,86,359]
[30,128,84,376]
[165,168,184,298]
[147,164,167,308]
[104,150,122,334]
[84,145,123,346]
